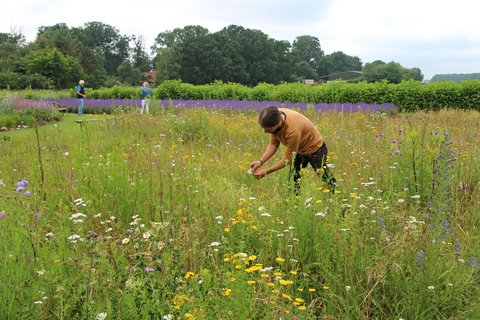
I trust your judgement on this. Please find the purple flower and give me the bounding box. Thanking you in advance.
[397,129,403,135]
[415,249,425,271]
[16,179,29,192]
[374,134,380,141]
[470,257,478,269]
[392,149,400,155]
[145,267,155,273]
[0,211,5,219]
[391,139,398,145]
[24,190,32,197]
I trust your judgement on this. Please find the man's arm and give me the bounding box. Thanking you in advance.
[76,87,85,98]
[250,139,279,170]
[252,131,300,179]
[251,140,285,179]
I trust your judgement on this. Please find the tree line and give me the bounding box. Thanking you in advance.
[430,73,480,82]
[0,22,424,90]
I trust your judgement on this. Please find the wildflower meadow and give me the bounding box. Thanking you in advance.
[0,105,479,319]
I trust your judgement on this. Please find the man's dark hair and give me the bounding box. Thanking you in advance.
[259,106,281,128]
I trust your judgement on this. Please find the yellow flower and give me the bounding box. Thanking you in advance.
[315,199,322,204]
[235,265,242,270]
[184,272,195,280]
[297,288,304,292]
[222,288,232,296]
[298,306,307,311]
[245,265,262,273]
[322,285,330,290]
[282,293,292,300]
[295,298,304,303]
[224,227,231,233]
[230,277,236,282]
[273,272,283,276]
[276,257,285,263]
[279,279,293,285]
[247,255,257,261]
[247,280,256,285]
[272,289,280,293]
[308,288,316,292]
[290,271,298,275]
[172,294,191,309]
[267,282,275,287]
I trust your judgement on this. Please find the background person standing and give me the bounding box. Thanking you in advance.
[140,82,153,114]
[76,80,86,115]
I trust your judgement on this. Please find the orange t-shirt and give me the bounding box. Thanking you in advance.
[269,108,324,162]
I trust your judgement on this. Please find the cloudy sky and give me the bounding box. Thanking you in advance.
[2,0,479,79]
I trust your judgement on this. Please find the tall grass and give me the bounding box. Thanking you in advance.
[0,108,479,319]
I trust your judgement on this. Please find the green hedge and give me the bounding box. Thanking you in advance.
[4,80,480,112]
[149,79,480,111]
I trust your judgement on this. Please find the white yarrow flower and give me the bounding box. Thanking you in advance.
[96,312,108,320]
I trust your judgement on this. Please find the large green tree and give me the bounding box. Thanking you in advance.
[362,60,421,83]
[318,51,362,78]
[116,60,142,86]
[154,47,181,84]
[291,35,324,79]
[72,21,130,75]
[0,30,29,88]
[131,35,152,72]
[24,48,84,88]
[35,23,78,57]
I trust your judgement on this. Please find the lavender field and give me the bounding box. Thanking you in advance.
[8,97,398,113]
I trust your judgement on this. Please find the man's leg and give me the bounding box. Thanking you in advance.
[78,99,83,115]
[310,144,336,192]
[292,154,308,195]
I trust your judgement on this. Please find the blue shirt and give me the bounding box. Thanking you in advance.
[141,87,152,99]
[76,85,85,98]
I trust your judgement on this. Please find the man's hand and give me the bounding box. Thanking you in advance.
[250,160,263,172]
[253,169,267,180]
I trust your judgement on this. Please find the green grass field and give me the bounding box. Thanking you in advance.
[1,108,479,319]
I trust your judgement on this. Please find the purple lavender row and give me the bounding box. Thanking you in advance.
[163,99,397,112]
[8,98,397,112]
